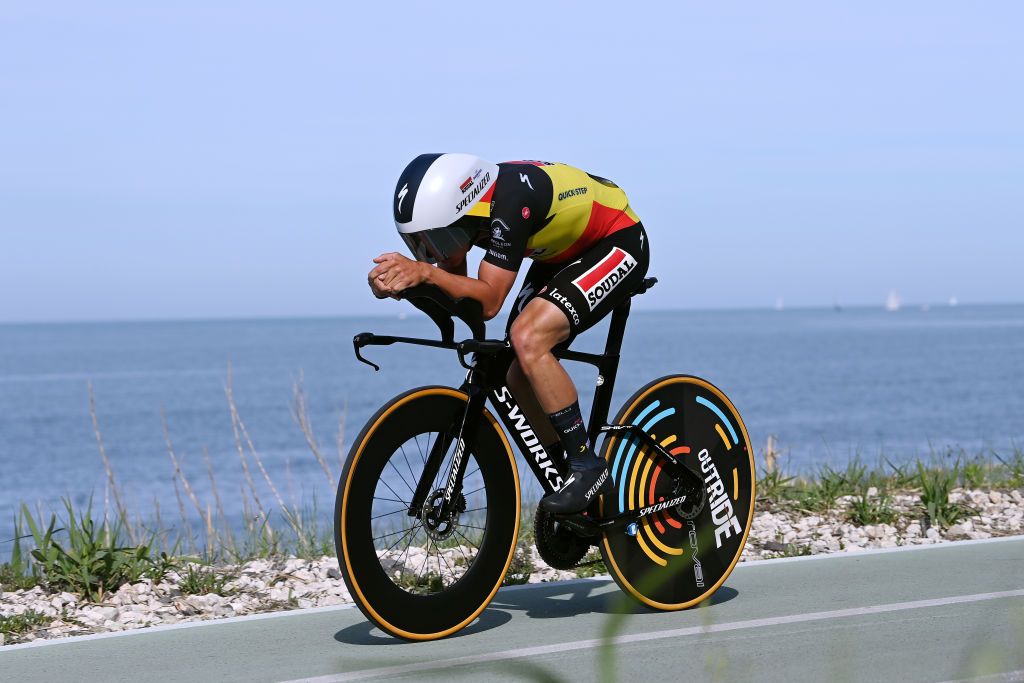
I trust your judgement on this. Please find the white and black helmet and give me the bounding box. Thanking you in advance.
[393,153,499,263]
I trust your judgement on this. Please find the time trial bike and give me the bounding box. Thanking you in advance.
[334,277,755,640]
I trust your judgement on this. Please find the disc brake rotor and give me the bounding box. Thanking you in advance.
[420,490,465,542]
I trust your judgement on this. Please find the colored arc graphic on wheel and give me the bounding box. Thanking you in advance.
[608,393,744,568]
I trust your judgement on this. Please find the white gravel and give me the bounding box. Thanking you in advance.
[2,486,1021,645]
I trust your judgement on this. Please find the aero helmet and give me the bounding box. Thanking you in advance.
[393,153,498,263]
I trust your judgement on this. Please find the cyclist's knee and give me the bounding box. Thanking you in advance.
[511,301,569,362]
[509,318,542,365]
[510,318,554,367]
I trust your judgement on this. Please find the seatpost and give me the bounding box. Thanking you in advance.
[587,298,632,440]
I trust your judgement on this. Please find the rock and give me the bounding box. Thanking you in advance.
[284,558,306,574]
[867,487,878,497]
[947,524,969,537]
[93,606,119,621]
[967,531,992,540]
[925,527,941,541]
[267,587,291,602]
[989,491,1003,504]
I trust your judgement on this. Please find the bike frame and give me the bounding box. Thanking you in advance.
[477,298,632,496]
[352,278,701,531]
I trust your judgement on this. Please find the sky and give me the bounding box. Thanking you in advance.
[1,2,1022,322]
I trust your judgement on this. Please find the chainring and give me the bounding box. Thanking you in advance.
[534,506,591,570]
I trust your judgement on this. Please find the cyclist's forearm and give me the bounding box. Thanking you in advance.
[423,266,502,319]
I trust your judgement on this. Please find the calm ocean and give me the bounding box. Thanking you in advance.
[1,304,1022,533]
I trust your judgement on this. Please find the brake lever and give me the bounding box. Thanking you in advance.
[353,338,379,371]
[353,332,392,372]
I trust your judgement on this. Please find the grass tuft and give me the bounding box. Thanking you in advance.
[179,564,233,596]
[917,461,974,530]
[846,489,898,526]
[19,499,173,602]
[0,610,50,638]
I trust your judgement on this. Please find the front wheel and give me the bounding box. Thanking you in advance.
[599,375,756,610]
[335,386,520,640]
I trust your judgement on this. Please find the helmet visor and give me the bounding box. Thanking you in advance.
[400,220,481,264]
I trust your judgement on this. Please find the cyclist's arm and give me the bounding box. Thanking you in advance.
[423,260,516,320]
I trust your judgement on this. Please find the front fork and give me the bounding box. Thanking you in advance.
[408,382,487,519]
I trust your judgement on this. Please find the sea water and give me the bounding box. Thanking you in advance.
[1,304,1022,531]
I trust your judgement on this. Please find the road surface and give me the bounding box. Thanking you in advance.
[2,537,1023,682]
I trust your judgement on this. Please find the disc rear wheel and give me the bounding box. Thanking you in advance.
[599,375,756,610]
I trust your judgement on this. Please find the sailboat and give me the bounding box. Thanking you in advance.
[885,290,901,312]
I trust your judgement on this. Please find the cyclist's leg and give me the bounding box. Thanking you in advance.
[513,223,651,404]
[515,224,650,512]
[504,260,562,450]
[506,361,559,447]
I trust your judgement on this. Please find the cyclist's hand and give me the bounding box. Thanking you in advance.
[367,272,391,299]
[369,252,427,295]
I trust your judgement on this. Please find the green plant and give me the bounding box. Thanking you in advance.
[781,543,813,557]
[756,468,795,503]
[574,551,607,578]
[846,490,898,526]
[145,551,179,584]
[395,570,444,594]
[179,563,232,595]
[0,563,36,591]
[0,610,50,638]
[994,446,1024,487]
[22,499,162,602]
[1,515,36,591]
[917,462,974,529]
[795,464,856,513]
[884,458,918,489]
[502,541,534,586]
[960,458,988,489]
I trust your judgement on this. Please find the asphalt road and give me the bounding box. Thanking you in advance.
[3,537,1023,682]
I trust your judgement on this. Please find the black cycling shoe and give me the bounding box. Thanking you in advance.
[539,462,613,515]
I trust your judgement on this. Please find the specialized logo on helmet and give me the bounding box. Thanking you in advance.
[396,183,409,214]
[572,247,637,310]
[455,172,491,213]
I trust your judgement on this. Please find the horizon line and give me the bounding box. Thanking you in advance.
[1,299,1021,327]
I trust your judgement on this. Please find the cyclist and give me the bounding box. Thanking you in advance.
[368,153,650,514]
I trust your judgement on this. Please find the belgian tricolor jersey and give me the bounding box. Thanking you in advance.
[467,161,641,271]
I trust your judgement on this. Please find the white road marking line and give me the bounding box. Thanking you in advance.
[939,670,1024,683]
[283,588,1024,683]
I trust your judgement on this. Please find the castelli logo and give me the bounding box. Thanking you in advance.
[522,206,531,219]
